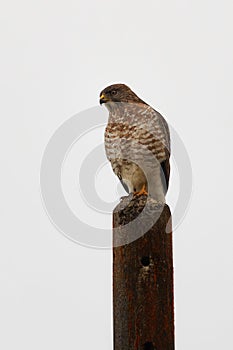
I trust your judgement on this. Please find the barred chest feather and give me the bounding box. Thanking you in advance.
[104,102,169,164]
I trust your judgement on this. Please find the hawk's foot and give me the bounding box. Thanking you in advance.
[133,185,148,197]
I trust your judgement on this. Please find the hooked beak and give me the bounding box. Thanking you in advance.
[99,93,109,105]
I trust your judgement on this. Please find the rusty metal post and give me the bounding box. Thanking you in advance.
[113,195,174,350]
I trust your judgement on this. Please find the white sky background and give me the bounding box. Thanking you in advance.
[0,0,233,349]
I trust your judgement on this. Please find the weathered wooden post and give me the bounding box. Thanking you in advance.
[113,194,174,350]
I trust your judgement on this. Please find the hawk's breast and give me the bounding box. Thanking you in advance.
[104,103,169,165]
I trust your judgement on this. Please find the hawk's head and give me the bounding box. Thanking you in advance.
[99,84,146,106]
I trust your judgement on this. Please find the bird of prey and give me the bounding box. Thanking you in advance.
[100,84,170,203]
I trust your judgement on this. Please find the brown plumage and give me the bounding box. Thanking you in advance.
[100,83,170,202]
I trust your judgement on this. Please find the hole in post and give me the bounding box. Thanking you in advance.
[143,341,154,350]
[141,256,150,267]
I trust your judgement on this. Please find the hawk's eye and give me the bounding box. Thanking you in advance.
[111,90,117,96]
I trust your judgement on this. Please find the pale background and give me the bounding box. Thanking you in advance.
[0,0,233,349]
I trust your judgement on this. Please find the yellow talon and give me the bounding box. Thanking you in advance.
[134,184,148,197]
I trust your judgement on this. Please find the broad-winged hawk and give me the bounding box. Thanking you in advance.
[100,84,170,203]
